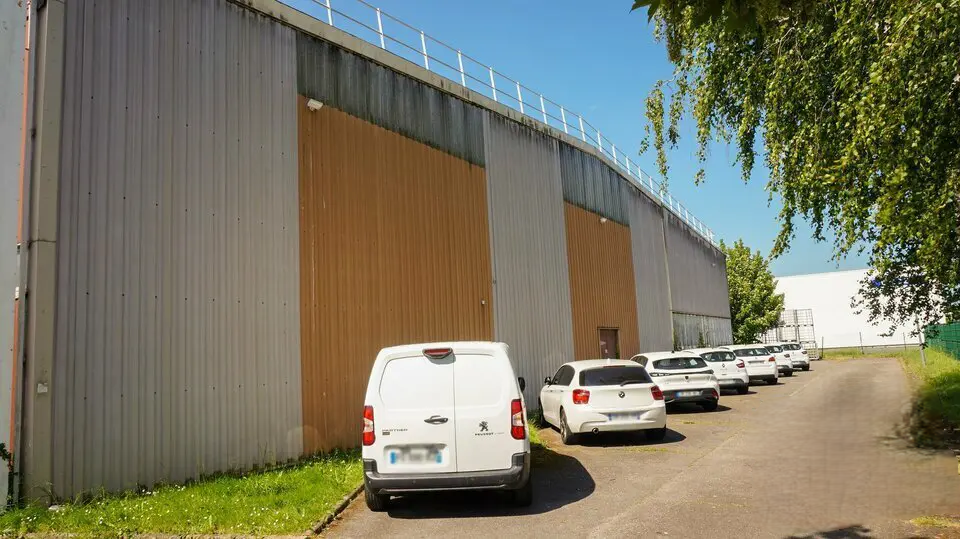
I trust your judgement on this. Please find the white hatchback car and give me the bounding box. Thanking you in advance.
[764,343,795,377]
[361,342,532,511]
[777,341,811,371]
[684,347,750,394]
[539,360,667,445]
[630,352,721,411]
[723,344,779,385]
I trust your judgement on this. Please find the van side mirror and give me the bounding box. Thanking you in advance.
[543,376,552,386]
[518,377,526,392]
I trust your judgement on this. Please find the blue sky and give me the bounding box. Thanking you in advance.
[286,0,869,277]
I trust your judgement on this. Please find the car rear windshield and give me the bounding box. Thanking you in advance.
[653,357,707,370]
[733,348,768,357]
[701,351,737,362]
[766,345,783,352]
[781,343,801,350]
[579,366,652,386]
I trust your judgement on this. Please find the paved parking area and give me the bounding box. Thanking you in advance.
[327,359,959,538]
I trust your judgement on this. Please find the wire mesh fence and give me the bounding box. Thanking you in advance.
[925,322,960,360]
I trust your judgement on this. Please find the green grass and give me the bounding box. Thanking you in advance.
[897,348,960,449]
[527,421,546,449]
[0,450,362,536]
[822,346,918,361]
[910,515,960,528]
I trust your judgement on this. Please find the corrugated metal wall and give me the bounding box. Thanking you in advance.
[564,203,640,360]
[665,214,730,318]
[558,142,628,225]
[673,313,734,349]
[53,0,302,496]
[298,100,493,453]
[482,113,576,405]
[628,188,674,352]
[296,33,484,166]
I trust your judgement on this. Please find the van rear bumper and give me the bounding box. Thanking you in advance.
[364,452,530,494]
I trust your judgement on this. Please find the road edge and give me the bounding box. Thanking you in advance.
[310,483,363,535]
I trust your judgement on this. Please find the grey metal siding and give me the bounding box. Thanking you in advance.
[296,33,484,166]
[483,112,575,405]
[672,313,733,349]
[628,188,673,352]
[558,142,628,225]
[665,213,730,318]
[53,0,302,496]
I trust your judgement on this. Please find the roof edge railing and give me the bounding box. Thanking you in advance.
[285,0,720,248]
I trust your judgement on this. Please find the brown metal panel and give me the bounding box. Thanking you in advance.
[563,203,640,361]
[298,97,494,453]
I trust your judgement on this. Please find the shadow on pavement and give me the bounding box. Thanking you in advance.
[385,446,594,519]
[785,524,873,539]
[721,388,758,395]
[575,428,686,448]
[667,403,732,414]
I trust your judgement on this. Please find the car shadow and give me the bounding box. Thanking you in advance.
[721,388,758,395]
[385,445,595,518]
[666,403,732,414]
[573,428,686,447]
[785,524,874,539]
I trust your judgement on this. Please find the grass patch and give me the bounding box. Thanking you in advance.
[910,515,960,528]
[0,450,362,536]
[897,348,960,449]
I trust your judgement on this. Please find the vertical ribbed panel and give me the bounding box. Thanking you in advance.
[482,113,576,405]
[665,213,731,318]
[564,203,640,360]
[296,33,484,166]
[628,188,674,352]
[298,99,493,454]
[672,313,733,349]
[558,142,628,225]
[53,0,302,497]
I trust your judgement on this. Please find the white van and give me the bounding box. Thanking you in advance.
[361,342,532,511]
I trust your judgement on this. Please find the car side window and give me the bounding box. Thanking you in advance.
[557,366,575,386]
[550,366,565,385]
[635,355,649,367]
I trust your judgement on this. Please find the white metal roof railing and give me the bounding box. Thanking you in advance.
[284,0,719,247]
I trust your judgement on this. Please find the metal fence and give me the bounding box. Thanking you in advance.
[281,0,719,247]
[925,322,960,359]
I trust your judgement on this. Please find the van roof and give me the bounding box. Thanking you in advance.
[376,341,508,358]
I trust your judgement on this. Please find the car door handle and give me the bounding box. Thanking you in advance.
[423,415,448,425]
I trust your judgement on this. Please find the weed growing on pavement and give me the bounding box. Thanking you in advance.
[910,515,960,528]
[0,450,362,536]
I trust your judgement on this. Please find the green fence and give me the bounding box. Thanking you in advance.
[925,322,960,359]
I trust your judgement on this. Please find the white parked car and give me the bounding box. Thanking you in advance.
[629,352,721,411]
[777,341,811,371]
[723,344,779,385]
[684,347,750,394]
[764,343,795,376]
[361,342,532,511]
[539,359,667,445]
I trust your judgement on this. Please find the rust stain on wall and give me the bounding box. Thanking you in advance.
[298,96,493,453]
[564,203,640,361]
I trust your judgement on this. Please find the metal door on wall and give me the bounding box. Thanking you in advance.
[598,328,620,359]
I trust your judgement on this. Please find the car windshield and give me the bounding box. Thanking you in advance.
[579,366,652,386]
[653,357,707,370]
[782,343,801,350]
[702,351,737,362]
[766,345,783,353]
[733,348,768,357]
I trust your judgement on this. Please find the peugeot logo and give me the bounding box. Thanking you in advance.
[479,421,489,432]
[618,391,625,398]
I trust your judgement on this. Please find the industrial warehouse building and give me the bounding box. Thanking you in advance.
[9,0,732,498]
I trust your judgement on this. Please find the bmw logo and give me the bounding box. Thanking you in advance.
[618,391,625,398]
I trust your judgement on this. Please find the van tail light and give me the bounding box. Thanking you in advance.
[651,386,664,401]
[510,399,525,440]
[768,356,776,362]
[736,360,745,369]
[572,389,590,405]
[362,405,375,446]
[423,348,453,359]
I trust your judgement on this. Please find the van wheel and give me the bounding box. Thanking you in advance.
[512,476,533,507]
[364,483,389,512]
[559,410,577,445]
[645,426,667,441]
[701,400,719,412]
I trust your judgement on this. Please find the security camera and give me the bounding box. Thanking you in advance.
[306,99,324,112]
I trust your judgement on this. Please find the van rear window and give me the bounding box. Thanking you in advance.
[653,357,707,370]
[579,366,651,386]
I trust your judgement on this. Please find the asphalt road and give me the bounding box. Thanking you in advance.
[327,359,959,538]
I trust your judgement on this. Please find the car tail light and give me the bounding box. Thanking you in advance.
[572,389,590,404]
[362,405,375,446]
[510,399,525,440]
[651,386,664,401]
[710,389,719,398]
[736,360,745,369]
[423,348,453,359]
[768,356,776,362]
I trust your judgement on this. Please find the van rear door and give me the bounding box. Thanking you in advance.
[375,352,458,474]
[453,352,520,473]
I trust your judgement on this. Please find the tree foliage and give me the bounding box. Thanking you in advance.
[633,0,960,333]
[723,239,785,344]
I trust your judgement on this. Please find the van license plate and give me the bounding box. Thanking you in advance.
[677,391,700,397]
[389,447,442,465]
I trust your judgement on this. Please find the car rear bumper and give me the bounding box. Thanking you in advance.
[749,374,777,382]
[363,452,530,494]
[572,406,667,433]
[777,365,794,373]
[662,388,719,403]
[717,375,749,388]
[791,359,809,367]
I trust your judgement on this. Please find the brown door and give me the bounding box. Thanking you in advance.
[598,328,620,359]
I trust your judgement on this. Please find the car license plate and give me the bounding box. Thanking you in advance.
[609,412,641,421]
[749,360,764,364]
[389,446,442,465]
[677,390,700,397]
